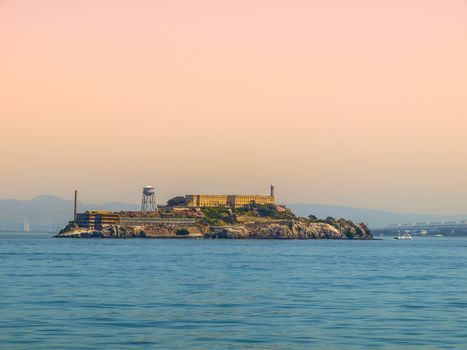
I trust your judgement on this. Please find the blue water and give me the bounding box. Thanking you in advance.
[1,233,466,349]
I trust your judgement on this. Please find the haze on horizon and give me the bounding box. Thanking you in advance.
[1,0,466,215]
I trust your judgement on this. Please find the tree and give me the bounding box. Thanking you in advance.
[167,196,187,207]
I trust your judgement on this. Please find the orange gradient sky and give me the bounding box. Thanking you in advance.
[1,0,466,213]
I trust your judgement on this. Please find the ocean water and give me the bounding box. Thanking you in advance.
[0,233,466,350]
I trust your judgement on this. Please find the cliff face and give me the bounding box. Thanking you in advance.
[56,223,205,239]
[56,218,372,240]
[207,219,372,240]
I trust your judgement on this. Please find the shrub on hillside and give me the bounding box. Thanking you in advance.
[176,229,190,236]
[167,196,188,207]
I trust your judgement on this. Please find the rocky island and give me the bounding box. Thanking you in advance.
[56,203,372,240]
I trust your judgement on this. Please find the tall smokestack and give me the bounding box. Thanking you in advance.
[270,185,275,198]
[74,190,78,222]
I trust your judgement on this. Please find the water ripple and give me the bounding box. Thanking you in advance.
[0,234,466,349]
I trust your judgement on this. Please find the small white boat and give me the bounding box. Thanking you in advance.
[394,233,412,240]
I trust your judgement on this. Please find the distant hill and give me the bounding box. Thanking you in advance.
[1,196,466,231]
[287,203,467,228]
[0,196,139,232]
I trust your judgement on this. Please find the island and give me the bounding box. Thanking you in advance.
[56,202,372,240]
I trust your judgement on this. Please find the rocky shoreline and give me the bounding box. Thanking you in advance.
[55,218,372,240]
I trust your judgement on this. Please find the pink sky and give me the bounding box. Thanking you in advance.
[1,0,466,213]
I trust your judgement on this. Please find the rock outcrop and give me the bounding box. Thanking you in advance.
[56,204,372,239]
[56,218,371,240]
[206,219,371,240]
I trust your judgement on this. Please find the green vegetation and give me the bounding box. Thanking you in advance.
[176,229,190,236]
[199,204,294,225]
[343,228,353,239]
[306,214,369,239]
[167,196,188,207]
[236,203,295,220]
[58,221,78,235]
[200,207,235,225]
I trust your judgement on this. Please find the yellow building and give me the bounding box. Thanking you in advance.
[185,186,276,208]
[186,195,229,207]
[229,195,275,208]
[76,211,120,229]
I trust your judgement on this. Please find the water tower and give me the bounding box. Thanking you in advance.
[141,185,157,212]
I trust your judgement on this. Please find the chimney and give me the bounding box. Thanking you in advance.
[270,185,275,198]
[74,190,78,222]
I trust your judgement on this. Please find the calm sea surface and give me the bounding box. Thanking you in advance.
[0,233,466,349]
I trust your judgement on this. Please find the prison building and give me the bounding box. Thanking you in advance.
[185,194,275,208]
[76,211,120,229]
[119,217,196,226]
